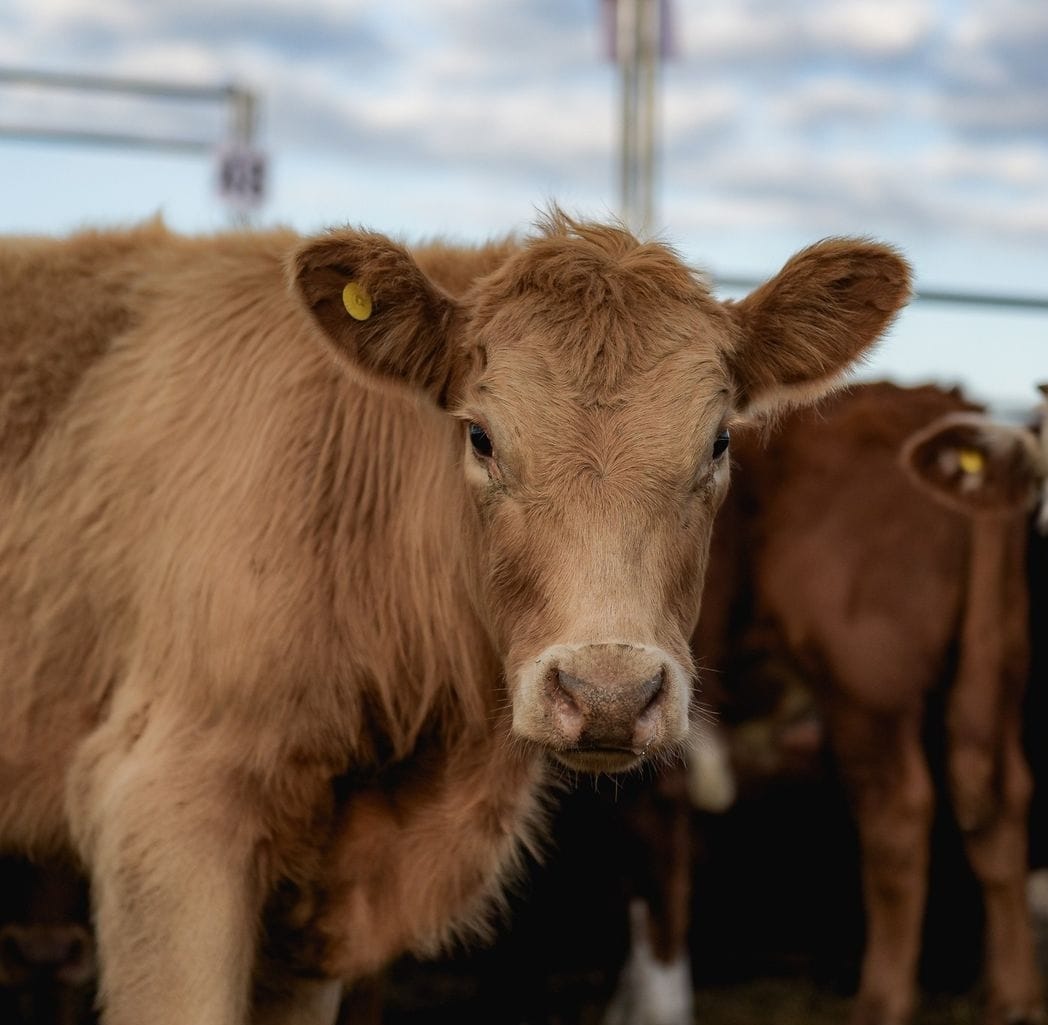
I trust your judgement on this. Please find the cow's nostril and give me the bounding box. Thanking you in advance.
[637,668,665,715]
[555,666,665,719]
[556,669,586,698]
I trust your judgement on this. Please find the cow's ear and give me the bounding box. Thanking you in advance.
[900,413,1042,517]
[291,229,459,405]
[725,238,911,415]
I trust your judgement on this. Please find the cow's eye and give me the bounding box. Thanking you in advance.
[712,429,730,459]
[468,422,494,460]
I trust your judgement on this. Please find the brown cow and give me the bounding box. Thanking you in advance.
[0,212,909,1025]
[686,382,1045,1025]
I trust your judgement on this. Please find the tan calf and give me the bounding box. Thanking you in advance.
[0,213,909,1024]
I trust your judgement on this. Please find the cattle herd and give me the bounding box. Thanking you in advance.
[0,212,1043,1025]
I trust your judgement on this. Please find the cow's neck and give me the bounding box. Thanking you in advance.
[310,377,497,762]
[312,716,550,983]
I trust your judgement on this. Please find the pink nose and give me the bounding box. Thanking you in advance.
[552,664,666,750]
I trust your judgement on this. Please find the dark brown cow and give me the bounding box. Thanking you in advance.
[686,382,1044,1025]
[0,214,909,1025]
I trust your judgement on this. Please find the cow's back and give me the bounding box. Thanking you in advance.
[733,382,980,709]
[0,223,488,857]
[0,224,324,853]
[0,223,172,470]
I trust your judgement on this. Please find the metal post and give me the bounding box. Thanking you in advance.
[638,0,660,234]
[617,0,638,231]
[616,0,661,235]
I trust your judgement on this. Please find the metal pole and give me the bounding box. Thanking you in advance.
[616,0,660,235]
[617,0,639,232]
[637,0,660,234]
[0,127,214,154]
[712,275,1048,312]
[0,67,238,102]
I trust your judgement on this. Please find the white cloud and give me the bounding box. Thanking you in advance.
[1,0,1046,276]
[809,0,934,56]
[674,0,934,64]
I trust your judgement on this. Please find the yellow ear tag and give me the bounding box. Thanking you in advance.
[342,281,372,321]
[958,448,985,475]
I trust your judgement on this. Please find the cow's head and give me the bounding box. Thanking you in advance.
[900,410,1046,518]
[293,212,910,773]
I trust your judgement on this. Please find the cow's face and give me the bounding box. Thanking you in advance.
[446,248,734,771]
[293,213,911,773]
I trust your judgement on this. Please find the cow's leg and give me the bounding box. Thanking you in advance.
[829,702,933,1025]
[948,518,1045,1025]
[953,723,1045,1025]
[253,977,343,1025]
[605,766,695,1025]
[603,898,694,1025]
[67,716,265,1025]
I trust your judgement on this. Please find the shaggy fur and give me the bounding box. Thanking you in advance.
[0,214,909,1025]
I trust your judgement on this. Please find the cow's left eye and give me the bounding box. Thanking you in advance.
[712,429,730,459]
[468,422,494,460]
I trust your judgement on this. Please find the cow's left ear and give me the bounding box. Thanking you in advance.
[291,229,459,405]
[725,238,911,415]
[900,412,1043,517]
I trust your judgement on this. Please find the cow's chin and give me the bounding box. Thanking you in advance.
[549,747,645,774]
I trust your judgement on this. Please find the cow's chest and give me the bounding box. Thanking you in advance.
[303,740,549,983]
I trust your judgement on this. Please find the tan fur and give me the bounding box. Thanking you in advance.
[0,214,908,1025]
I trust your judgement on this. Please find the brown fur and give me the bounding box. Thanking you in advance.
[693,382,1043,1025]
[0,215,908,1025]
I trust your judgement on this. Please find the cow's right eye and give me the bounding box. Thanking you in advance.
[468,422,494,460]
[712,429,730,459]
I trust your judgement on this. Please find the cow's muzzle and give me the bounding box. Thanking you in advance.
[513,642,690,772]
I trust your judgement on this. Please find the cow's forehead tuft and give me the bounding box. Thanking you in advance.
[461,224,729,403]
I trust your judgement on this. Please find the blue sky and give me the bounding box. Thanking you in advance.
[1,0,1045,412]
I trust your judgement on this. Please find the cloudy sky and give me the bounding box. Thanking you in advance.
[1,0,1045,410]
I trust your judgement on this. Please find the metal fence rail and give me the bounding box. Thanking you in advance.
[713,275,1048,313]
[0,67,257,154]
[0,67,263,219]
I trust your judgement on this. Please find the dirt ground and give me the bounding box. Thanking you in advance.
[377,961,986,1025]
[692,979,980,1025]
